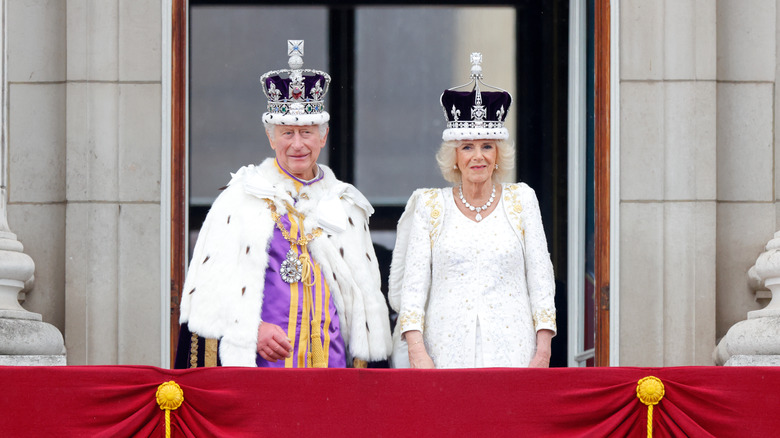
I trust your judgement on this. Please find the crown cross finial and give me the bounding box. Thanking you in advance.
[288,40,304,70]
[288,40,304,57]
[471,103,486,123]
[470,52,483,78]
[286,40,306,101]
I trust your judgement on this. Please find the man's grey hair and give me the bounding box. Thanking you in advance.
[264,122,329,140]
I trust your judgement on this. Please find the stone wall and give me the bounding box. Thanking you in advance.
[6,0,67,344]
[618,0,779,366]
[6,0,163,365]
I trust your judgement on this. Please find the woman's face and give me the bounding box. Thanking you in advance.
[455,139,497,185]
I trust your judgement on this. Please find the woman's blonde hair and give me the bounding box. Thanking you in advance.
[435,139,515,184]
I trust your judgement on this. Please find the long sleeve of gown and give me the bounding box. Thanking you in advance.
[520,186,557,334]
[397,194,434,335]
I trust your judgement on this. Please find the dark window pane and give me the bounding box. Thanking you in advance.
[189,6,329,206]
[354,7,516,205]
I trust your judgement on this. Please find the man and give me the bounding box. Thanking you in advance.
[175,40,392,368]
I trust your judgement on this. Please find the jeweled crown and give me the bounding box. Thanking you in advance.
[260,40,331,126]
[440,52,512,141]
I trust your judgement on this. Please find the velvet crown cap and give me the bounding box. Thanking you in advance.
[261,40,330,126]
[440,52,512,141]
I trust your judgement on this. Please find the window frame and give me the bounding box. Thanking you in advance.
[166,0,614,368]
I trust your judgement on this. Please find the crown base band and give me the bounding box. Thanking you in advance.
[262,112,330,126]
[442,127,509,141]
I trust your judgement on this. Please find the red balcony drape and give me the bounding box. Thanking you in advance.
[2,365,779,437]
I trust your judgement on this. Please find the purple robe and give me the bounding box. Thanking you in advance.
[256,163,346,368]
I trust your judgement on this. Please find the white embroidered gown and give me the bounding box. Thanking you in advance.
[398,187,555,368]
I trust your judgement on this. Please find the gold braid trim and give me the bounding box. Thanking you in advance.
[204,338,218,367]
[189,332,199,368]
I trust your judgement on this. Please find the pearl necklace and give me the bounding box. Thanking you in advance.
[458,184,496,222]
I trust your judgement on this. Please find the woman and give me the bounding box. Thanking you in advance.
[389,53,556,369]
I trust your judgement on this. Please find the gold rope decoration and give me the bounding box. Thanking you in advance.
[156,381,184,438]
[189,333,198,368]
[636,376,664,438]
[265,199,327,368]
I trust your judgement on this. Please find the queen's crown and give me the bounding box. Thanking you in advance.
[440,52,512,141]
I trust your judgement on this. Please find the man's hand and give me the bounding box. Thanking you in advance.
[257,322,293,362]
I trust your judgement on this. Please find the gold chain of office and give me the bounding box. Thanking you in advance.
[265,199,323,285]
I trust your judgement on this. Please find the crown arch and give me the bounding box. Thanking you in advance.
[169,0,613,368]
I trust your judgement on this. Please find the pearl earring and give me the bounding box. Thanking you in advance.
[453,165,458,170]
[495,164,499,170]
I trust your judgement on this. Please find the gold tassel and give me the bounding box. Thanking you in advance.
[156,381,184,438]
[636,376,665,438]
[301,243,327,367]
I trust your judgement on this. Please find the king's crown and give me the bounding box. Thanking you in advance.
[261,40,331,126]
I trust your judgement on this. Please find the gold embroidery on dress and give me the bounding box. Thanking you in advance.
[423,189,443,249]
[533,309,557,331]
[504,184,525,242]
[399,311,425,333]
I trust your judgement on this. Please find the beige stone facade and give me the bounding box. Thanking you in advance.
[4,0,163,365]
[617,0,779,366]
[2,0,778,366]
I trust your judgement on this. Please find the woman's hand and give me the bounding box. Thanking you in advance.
[529,351,551,368]
[528,329,554,368]
[257,322,293,362]
[405,330,435,369]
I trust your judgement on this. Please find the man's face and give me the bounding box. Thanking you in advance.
[267,125,328,180]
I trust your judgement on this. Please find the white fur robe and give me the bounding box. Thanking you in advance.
[179,158,392,366]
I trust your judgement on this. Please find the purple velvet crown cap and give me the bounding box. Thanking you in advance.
[264,74,328,102]
[440,89,512,124]
[440,89,512,141]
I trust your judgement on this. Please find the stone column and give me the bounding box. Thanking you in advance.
[0,198,66,366]
[714,231,780,366]
[0,0,65,366]
[64,0,163,365]
[619,0,718,366]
